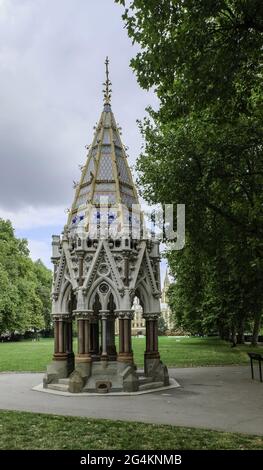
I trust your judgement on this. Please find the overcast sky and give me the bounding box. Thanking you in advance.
[0,0,167,281]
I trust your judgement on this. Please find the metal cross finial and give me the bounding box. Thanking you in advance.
[103,56,112,104]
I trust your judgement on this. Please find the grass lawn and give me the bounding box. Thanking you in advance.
[0,410,262,450]
[0,336,259,372]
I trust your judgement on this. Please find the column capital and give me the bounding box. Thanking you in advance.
[115,310,134,320]
[99,310,110,320]
[143,312,160,321]
[52,313,71,321]
[89,313,99,323]
[74,309,93,320]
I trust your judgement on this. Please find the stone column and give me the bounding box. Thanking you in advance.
[75,312,92,365]
[89,315,100,360]
[144,313,160,375]
[47,313,74,380]
[117,310,134,363]
[65,316,74,372]
[69,311,92,393]
[66,318,73,354]
[46,313,74,382]
[119,317,125,354]
[99,311,109,361]
[53,314,69,361]
[54,317,59,355]
[106,314,117,360]
[144,311,169,385]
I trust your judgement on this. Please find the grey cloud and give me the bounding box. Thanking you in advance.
[0,0,157,211]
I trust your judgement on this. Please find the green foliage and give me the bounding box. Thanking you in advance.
[116,0,263,118]
[33,260,53,331]
[158,316,168,335]
[117,0,263,338]
[0,219,52,336]
[0,265,18,333]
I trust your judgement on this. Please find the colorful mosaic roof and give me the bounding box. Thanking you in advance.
[67,59,140,234]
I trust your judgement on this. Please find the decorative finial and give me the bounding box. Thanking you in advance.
[103,56,112,105]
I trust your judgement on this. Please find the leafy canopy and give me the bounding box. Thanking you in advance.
[116,0,263,338]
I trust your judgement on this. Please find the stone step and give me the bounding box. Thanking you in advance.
[47,383,69,392]
[138,376,152,385]
[137,371,145,377]
[138,381,164,391]
[58,378,70,385]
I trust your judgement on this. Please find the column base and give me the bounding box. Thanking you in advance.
[75,353,92,363]
[117,352,134,363]
[107,345,117,361]
[43,352,74,387]
[90,353,101,362]
[52,352,68,361]
[108,354,117,361]
[69,354,92,393]
[144,354,169,386]
[144,351,160,360]
[100,353,109,361]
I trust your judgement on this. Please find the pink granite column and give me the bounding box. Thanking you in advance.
[144,313,160,360]
[75,313,92,364]
[117,311,134,364]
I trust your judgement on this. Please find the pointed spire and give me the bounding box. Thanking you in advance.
[103,56,112,105]
[162,268,171,303]
[67,62,141,232]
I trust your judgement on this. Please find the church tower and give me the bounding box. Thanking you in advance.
[44,59,169,393]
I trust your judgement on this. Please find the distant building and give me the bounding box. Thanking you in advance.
[132,297,145,335]
[115,297,144,336]
[116,269,174,336]
[160,269,174,332]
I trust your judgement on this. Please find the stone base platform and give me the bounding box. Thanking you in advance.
[44,359,170,394]
[34,376,179,396]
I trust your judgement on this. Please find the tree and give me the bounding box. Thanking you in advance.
[0,219,51,336]
[116,0,263,342]
[0,264,18,335]
[33,260,52,332]
[116,1,263,119]
[158,316,168,335]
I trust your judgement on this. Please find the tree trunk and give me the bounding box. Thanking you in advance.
[218,324,230,341]
[251,312,262,346]
[230,324,237,348]
[218,324,224,340]
[237,318,245,344]
[223,327,231,342]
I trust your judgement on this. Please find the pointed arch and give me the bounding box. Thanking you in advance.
[59,280,73,312]
[135,278,161,313]
[135,280,150,313]
[107,292,116,312]
[87,276,121,310]
[93,293,102,313]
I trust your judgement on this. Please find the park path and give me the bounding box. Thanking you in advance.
[0,366,262,436]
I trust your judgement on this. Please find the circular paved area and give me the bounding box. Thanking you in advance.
[0,366,262,435]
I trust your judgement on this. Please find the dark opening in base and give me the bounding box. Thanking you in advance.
[96,381,111,393]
